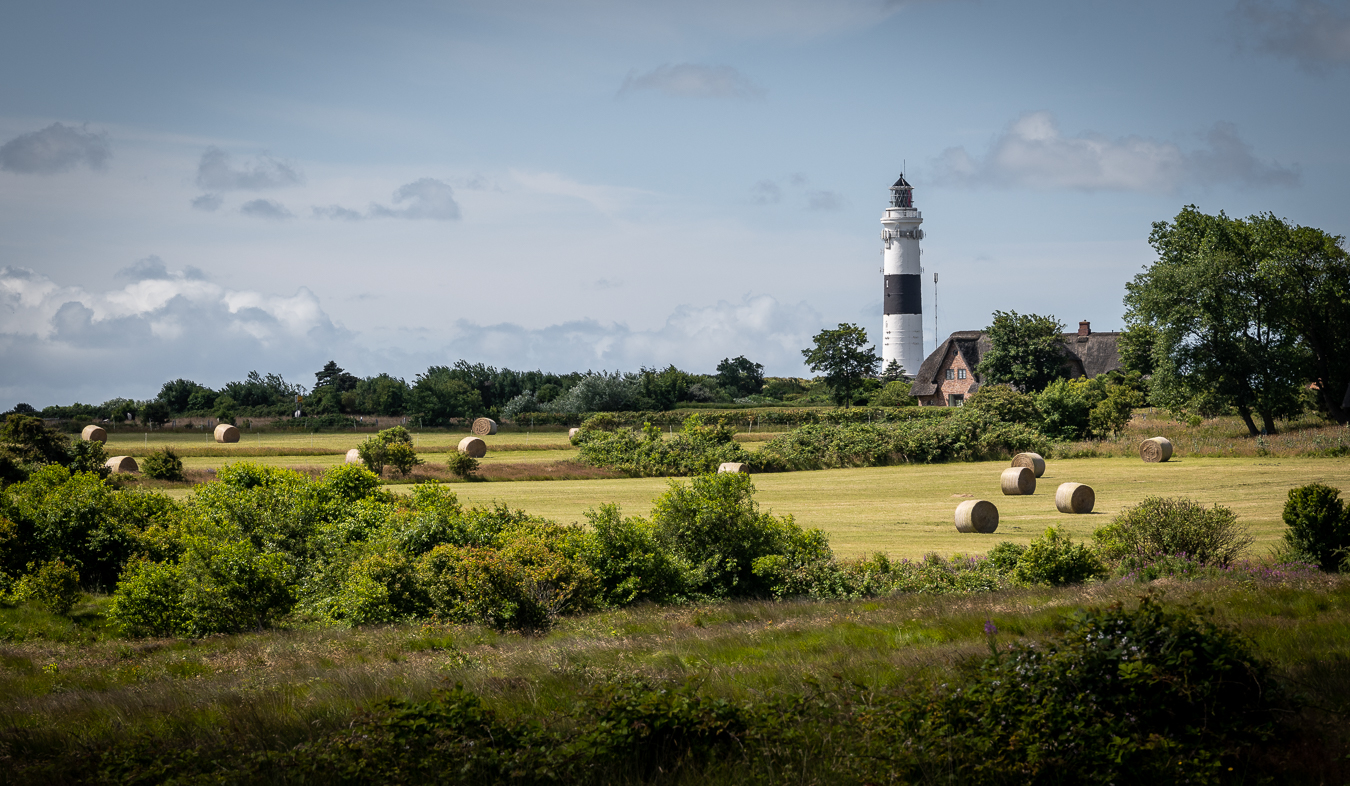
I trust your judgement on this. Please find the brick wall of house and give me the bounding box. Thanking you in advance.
[918,346,977,406]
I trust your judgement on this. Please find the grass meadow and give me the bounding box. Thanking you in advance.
[3,575,1348,782]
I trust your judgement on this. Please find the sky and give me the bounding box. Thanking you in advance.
[2,0,1347,407]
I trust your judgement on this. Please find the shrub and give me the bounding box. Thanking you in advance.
[581,503,687,605]
[356,426,422,476]
[141,446,185,481]
[650,472,821,598]
[446,452,480,480]
[11,559,82,615]
[965,384,1039,424]
[1281,483,1349,572]
[871,380,915,407]
[866,598,1279,784]
[179,534,296,635]
[107,559,188,637]
[578,415,751,477]
[330,549,429,625]
[321,463,384,503]
[985,541,1027,573]
[1,464,141,589]
[1036,378,1093,440]
[1095,496,1252,568]
[67,439,110,478]
[1012,526,1104,586]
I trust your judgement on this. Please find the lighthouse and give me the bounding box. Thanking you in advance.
[880,174,924,377]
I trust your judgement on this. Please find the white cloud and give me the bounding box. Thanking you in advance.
[195,146,302,191]
[934,111,1299,192]
[240,198,294,220]
[618,64,766,99]
[0,265,352,405]
[441,294,820,374]
[0,123,110,174]
[1234,0,1350,72]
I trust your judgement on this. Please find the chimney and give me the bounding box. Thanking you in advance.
[1078,320,1090,337]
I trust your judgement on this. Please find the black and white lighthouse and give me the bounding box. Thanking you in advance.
[880,175,924,376]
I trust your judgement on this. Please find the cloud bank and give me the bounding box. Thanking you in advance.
[1234,0,1350,72]
[0,266,819,406]
[0,264,351,405]
[0,123,110,174]
[618,64,766,99]
[935,112,1300,192]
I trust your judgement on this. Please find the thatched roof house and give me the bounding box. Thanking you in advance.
[910,320,1121,406]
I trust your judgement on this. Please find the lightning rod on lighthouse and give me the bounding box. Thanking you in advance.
[880,174,924,377]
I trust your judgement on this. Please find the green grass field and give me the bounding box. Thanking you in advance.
[424,456,1350,559]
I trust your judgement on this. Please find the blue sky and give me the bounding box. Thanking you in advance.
[2,0,1347,406]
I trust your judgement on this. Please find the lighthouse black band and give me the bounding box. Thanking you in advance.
[883,274,922,315]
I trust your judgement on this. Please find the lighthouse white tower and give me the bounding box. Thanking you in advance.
[881,175,924,377]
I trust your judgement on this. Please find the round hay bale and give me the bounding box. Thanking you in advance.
[471,418,498,436]
[214,424,240,443]
[81,425,107,443]
[1011,452,1045,477]
[954,499,999,534]
[568,427,581,439]
[1140,436,1173,463]
[1000,466,1036,495]
[105,455,138,474]
[1055,482,1095,514]
[458,436,487,458]
[718,462,749,474]
[345,448,361,465]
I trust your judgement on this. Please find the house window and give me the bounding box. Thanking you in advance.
[948,394,965,407]
[945,369,955,380]
[957,369,967,380]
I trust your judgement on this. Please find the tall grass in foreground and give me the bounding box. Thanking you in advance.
[3,575,1348,783]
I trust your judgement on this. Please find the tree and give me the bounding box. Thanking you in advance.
[157,379,212,414]
[976,311,1067,393]
[1125,206,1309,435]
[1248,213,1350,424]
[410,368,484,426]
[800,324,880,407]
[879,359,906,383]
[140,400,171,427]
[715,356,765,398]
[313,360,358,394]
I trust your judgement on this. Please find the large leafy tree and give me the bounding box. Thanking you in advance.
[801,324,879,407]
[1248,213,1350,424]
[715,356,765,398]
[410,367,485,426]
[1124,206,1309,436]
[976,311,1066,393]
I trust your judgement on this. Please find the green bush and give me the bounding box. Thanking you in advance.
[141,446,185,481]
[356,425,422,476]
[1,464,142,589]
[871,380,915,407]
[11,559,82,615]
[1094,496,1252,567]
[581,503,688,605]
[866,598,1278,783]
[330,549,428,625]
[985,541,1027,573]
[650,472,822,599]
[754,409,1047,470]
[578,415,751,477]
[107,559,188,637]
[1012,526,1104,586]
[179,533,296,635]
[965,383,1039,424]
[1281,483,1350,572]
[446,451,480,479]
